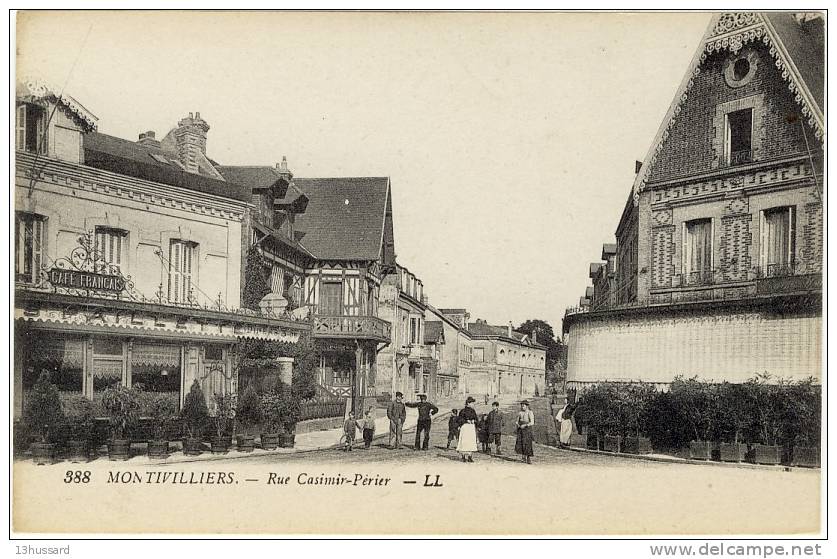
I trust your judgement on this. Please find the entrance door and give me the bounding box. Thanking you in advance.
[319,281,342,315]
[91,338,126,405]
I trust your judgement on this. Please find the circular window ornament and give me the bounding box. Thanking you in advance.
[723,49,759,88]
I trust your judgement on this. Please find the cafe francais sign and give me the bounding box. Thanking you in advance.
[48,268,126,293]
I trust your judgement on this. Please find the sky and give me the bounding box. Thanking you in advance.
[16,11,713,338]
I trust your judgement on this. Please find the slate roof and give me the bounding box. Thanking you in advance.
[83,132,251,203]
[293,177,390,261]
[216,165,289,193]
[467,321,526,342]
[424,321,445,344]
[764,13,824,112]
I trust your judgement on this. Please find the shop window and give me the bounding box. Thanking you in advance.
[15,103,47,154]
[168,239,197,304]
[725,109,753,165]
[94,227,127,274]
[22,335,84,407]
[92,338,125,398]
[760,207,796,277]
[131,343,181,405]
[683,219,713,285]
[204,345,224,361]
[15,213,45,284]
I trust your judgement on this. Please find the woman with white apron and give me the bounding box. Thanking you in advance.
[456,396,479,462]
[555,403,574,446]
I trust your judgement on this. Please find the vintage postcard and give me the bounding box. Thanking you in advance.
[11,10,824,537]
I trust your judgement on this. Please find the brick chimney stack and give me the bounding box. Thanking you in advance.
[508,321,513,338]
[174,112,210,174]
[532,329,538,344]
[138,131,160,147]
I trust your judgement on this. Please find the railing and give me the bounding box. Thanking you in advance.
[312,314,392,342]
[729,149,752,166]
[300,398,346,421]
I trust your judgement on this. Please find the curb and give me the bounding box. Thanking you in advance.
[554,443,817,472]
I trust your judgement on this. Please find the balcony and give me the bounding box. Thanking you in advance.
[312,314,392,343]
[729,149,752,166]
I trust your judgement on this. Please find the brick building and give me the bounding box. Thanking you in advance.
[564,12,823,388]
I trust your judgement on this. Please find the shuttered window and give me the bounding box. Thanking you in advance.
[15,103,47,154]
[94,227,127,274]
[683,219,713,285]
[168,240,197,304]
[15,213,45,284]
[760,207,796,277]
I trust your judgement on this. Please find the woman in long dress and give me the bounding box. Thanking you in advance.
[556,402,574,446]
[515,400,535,463]
[456,396,479,462]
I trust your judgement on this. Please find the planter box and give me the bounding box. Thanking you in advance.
[65,440,90,463]
[718,442,747,463]
[211,437,231,455]
[183,438,203,456]
[791,446,820,468]
[237,434,256,453]
[279,433,295,448]
[749,444,781,465]
[568,433,587,449]
[622,436,652,455]
[107,439,131,461]
[31,442,56,465]
[147,440,170,459]
[603,435,621,453]
[689,440,713,461]
[260,433,280,451]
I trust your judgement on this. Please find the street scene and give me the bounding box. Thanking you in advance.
[12,10,823,537]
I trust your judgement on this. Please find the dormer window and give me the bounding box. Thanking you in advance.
[15,103,47,154]
[725,108,753,165]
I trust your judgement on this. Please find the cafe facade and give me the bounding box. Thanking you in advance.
[13,81,308,417]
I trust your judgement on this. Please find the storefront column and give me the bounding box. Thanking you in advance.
[275,356,294,387]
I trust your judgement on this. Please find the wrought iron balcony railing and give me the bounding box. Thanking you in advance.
[729,149,752,166]
[312,314,392,342]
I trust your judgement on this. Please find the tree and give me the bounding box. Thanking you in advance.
[517,319,562,371]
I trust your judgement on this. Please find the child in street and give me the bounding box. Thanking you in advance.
[361,407,376,449]
[477,413,490,453]
[446,409,460,450]
[343,411,357,451]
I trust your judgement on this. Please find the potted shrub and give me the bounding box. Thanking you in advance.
[787,379,821,468]
[716,382,750,463]
[62,394,95,463]
[670,377,718,460]
[23,372,65,465]
[259,391,282,450]
[574,383,611,451]
[279,389,301,448]
[209,392,235,454]
[619,383,654,454]
[747,374,784,465]
[235,384,261,452]
[181,381,209,456]
[100,383,141,461]
[145,393,178,459]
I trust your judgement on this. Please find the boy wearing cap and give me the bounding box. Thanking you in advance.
[387,392,407,449]
[406,393,438,450]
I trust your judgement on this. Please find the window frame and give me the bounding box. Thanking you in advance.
[759,206,796,277]
[724,108,754,166]
[16,102,48,155]
[94,226,128,275]
[167,239,198,304]
[15,212,46,285]
[682,218,714,285]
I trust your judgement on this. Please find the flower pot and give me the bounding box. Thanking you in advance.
[791,446,820,468]
[689,440,713,460]
[260,433,280,451]
[147,440,170,459]
[603,435,621,453]
[211,436,231,454]
[237,434,256,453]
[183,437,204,456]
[622,436,652,455]
[749,444,781,465]
[279,432,295,448]
[66,440,89,463]
[718,442,747,463]
[568,433,587,448]
[107,439,131,461]
[31,442,56,465]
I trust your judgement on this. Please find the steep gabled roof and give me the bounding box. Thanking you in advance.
[83,132,251,203]
[216,165,290,194]
[632,12,824,202]
[293,177,390,261]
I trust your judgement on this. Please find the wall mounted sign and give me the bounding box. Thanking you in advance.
[48,268,126,293]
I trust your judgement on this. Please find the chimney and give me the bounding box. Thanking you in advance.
[138,130,160,147]
[276,156,293,180]
[532,329,538,344]
[507,321,513,338]
[174,112,210,174]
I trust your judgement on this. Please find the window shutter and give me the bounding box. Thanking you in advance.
[32,219,43,283]
[183,243,193,303]
[15,105,26,151]
[759,211,767,273]
[169,241,181,303]
[788,207,796,269]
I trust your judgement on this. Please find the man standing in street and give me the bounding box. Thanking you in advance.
[387,391,407,449]
[406,393,439,451]
[487,401,504,455]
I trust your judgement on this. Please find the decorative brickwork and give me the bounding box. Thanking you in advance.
[651,226,675,288]
[652,208,673,226]
[802,202,823,273]
[720,213,752,282]
[724,196,749,216]
[711,93,766,168]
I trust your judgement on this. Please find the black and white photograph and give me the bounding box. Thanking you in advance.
[9,8,825,542]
